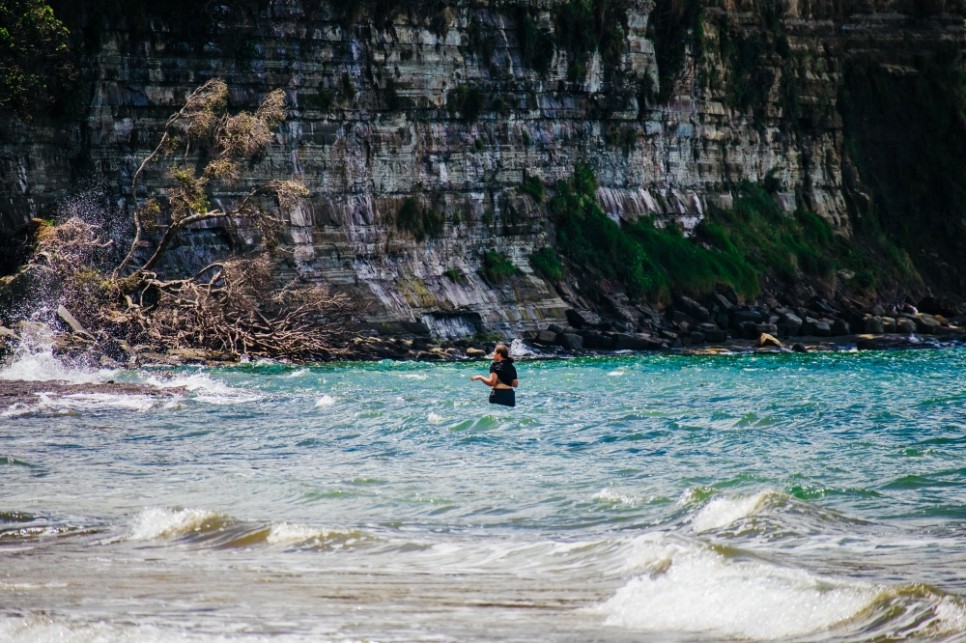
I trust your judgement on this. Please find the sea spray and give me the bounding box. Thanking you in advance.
[0,324,113,384]
[595,535,874,639]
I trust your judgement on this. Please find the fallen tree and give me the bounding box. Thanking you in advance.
[2,79,357,362]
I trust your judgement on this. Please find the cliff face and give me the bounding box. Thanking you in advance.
[1,0,964,335]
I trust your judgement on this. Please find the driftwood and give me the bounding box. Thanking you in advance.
[117,257,356,360]
[3,80,357,362]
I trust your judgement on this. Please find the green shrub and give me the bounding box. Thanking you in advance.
[396,198,444,241]
[530,247,564,282]
[649,0,703,102]
[0,0,75,119]
[841,46,964,292]
[447,84,486,123]
[517,7,555,76]
[550,165,654,298]
[519,175,544,202]
[554,0,628,82]
[443,267,466,283]
[482,250,518,283]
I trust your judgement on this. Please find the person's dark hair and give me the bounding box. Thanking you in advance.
[494,343,514,363]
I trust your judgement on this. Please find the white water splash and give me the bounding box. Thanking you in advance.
[597,535,875,639]
[141,371,262,404]
[129,507,221,541]
[0,616,227,643]
[315,394,337,407]
[265,522,324,546]
[691,491,771,533]
[592,488,637,505]
[0,326,113,385]
[0,392,177,418]
[509,338,540,358]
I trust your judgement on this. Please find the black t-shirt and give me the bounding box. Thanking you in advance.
[490,360,517,387]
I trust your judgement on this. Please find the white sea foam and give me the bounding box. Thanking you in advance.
[129,507,221,541]
[935,597,966,634]
[267,523,367,550]
[509,338,539,357]
[1,390,178,418]
[592,488,637,505]
[0,615,303,643]
[61,392,170,414]
[315,394,337,407]
[691,491,771,533]
[427,412,445,424]
[1,403,38,418]
[596,536,875,639]
[0,329,113,385]
[266,522,323,546]
[141,371,261,404]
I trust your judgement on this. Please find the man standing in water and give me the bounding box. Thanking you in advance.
[470,343,518,407]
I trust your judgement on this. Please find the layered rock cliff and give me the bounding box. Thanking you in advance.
[1,0,964,339]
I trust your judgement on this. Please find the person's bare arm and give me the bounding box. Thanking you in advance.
[470,373,498,387]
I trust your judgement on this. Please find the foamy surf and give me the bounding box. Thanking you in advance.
[129,507,228,541]
[314,394,337,407]
[140,371,262,404]
[691,490,772,532]
[266,523,371,550]
[596,535,875,639]
[0,329,114,385]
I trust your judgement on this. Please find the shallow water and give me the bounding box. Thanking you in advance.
[1,339,965,641]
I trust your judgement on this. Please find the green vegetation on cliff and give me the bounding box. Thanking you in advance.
[396,198,444,241]
[482,250,518,284]
[548,166,911,304]
[648,0,703,102]
[0,0,74,119]
[841,46,966,295]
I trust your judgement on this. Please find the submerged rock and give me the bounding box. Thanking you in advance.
[0,380,187,412]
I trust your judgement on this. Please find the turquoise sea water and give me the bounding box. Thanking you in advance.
[1,339,964,641]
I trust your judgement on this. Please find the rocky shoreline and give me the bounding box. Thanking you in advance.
[1,293,963,369]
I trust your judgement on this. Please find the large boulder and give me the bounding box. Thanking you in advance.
[896,317,917,334]
[915,314,942,334]
[565,309,601,329]
[754,323,779,337]
[559,333,584,351]
[733,308,765,325]
[696,322,727,342]
[778,311,803,336]
[535,329,559,345]
[711,293,735,311]
[612,332,664,351]
[862,315,884,334]
[802,316,832,336]
[832,318,851,336]
[676,296,710,322]
[579,330,616,350]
